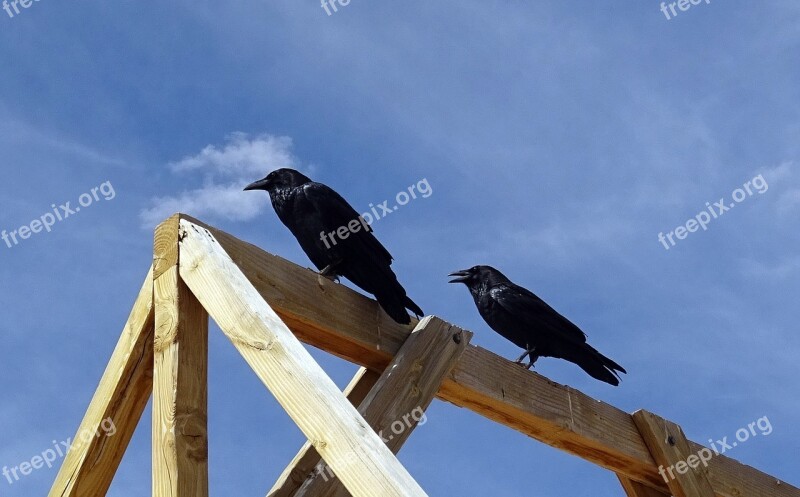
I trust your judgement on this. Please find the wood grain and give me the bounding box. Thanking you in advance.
[619,475,672,497]
[633,410,715,497]
[268,368,381,497]
[292,316,471,497]
[153,267,209,497]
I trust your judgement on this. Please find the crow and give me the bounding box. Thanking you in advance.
[244,168,423,324]
[449,265,625,386]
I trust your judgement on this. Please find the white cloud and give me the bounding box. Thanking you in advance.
[140,132,305,228]
[169,132,295,177]
[758,160,794,183]
[757,161,800,214]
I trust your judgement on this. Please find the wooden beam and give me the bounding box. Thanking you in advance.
[292,316,471,497]
[152,212,210,496]
[178,219,428,497]
[152,267,210,497]
[618,475,672,497]
[268,368,381,497]
[633,410,715,497]
[48,267,155,497]
[154,214,181,279]
[169,214,797,497]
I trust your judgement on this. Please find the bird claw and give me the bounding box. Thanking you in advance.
[318,264,341,285]
[317,274,339,288]
[514,347,538,369]
[513,347,539,370]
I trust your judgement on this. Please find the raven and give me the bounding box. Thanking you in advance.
[449,265,625,386]
[244,168,423,324]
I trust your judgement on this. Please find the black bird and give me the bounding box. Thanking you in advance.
[244,168,423,324]
[449,265,625,386]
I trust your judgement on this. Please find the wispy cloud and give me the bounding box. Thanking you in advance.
[139,132,304,228]
[758,161,794,183]
[741,256,800,279]
[757,161,800,215]
[168,132,295,176]
[0,115,127,168]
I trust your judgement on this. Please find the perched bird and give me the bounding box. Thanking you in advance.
[449,265,625,385]
[244,168,423,324]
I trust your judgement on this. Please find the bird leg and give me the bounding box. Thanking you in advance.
[317,261,344,288]
[514,349,531,364]
[525,351,540,370]
[318,263,341,283]
[514,346,539,369]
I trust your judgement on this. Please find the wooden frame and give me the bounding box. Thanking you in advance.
[279,316,471,497]
[268,367,382,497]
[48,214,799,497]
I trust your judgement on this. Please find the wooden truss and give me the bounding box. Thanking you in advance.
[48,214,799,497]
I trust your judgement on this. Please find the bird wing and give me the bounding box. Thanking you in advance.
[491,283,588,345]
[299,182,394,266]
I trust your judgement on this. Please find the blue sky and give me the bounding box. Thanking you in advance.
[1,1,799,495]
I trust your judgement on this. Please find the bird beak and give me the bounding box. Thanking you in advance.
[448,270,470,284]
[244,178,270,191]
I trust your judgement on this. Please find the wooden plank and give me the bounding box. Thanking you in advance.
[293,316,471,497]
[152,267,209,497]
[633,410,715,497]
[618,475,672,497]
[171,214,800,497]
[177,219,428,497]
[154,214,181,279]
[268,368,381,497]
[48,267,155,497]
[437,347,665,486]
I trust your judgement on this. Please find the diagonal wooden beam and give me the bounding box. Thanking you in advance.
[171,214,798,497]
[178,218,427,497]
[291,316,471,497]
[48,267,155,497]
[633,410,715,497]
[268,368,381,497]
[618,475,672,497]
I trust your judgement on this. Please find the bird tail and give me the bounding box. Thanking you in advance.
[341,258,423,325]
[373,288,424,325]
[566,344,626,386]
[404,296,424,319]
